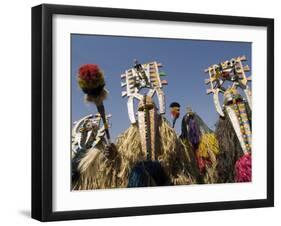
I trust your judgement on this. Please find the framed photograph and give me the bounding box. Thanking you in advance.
[32,4,274,221]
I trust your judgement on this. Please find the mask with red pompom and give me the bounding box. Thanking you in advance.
[77,64,105,96]
[169,102,181,128]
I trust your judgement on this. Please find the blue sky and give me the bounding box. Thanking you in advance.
[71,34,251,141]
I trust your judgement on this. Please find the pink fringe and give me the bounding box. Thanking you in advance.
[235,153,252,182]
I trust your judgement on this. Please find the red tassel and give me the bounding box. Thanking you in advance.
[235,153,252,182]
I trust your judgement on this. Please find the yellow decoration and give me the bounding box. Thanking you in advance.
[197,133,219,158]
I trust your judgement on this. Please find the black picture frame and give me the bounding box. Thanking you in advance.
[32,3,274,222]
